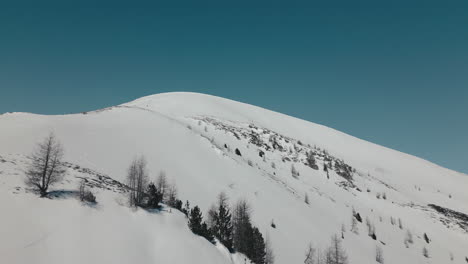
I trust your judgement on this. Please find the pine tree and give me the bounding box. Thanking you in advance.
[251,227,266,264]
[201,221,214,243]
[213,193,234,251]
[189,205,203,235]
[146,182,162,208]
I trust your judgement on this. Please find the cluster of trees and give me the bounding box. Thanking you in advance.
[304,234,349,264]
[183,193,271,264]
[126,156,180,210]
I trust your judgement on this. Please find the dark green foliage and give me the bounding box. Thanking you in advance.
[189,206,204,234]
[146,182,162,209]
[251,227,266,264]
[232,200,266,264]
[212,194,234,251]
[188,205,214,243]
[175,199,183,211]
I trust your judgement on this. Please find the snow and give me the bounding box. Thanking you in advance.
[0,92,467,264]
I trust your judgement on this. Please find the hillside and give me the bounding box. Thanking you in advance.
[1,92,467,264]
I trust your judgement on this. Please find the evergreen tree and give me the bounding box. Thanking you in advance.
[213,193,234,251]
[189,205,204,235]
[146,182,162,208]
[201,221,215,243]
[251,227,266,264]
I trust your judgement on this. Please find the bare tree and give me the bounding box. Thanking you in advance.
[127,156,148,207]
[79,179,86,201]
[166,182,178,207]
[376,245,384,263]
[328,234,348,264]
[25,132,65,197]
[351,216,359,234]
[304,243,316,264]
[232,199,251,252]
[404,230,414,247]
[156,171,169,201]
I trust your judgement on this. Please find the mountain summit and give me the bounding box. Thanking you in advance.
[1,92,467,264]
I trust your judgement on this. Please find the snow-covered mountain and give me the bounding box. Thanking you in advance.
[1,92,467,264]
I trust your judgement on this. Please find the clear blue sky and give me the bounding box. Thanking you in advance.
[1,2,467,173]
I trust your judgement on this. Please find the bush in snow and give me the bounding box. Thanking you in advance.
[79,179,96,203]
[351,216,359,234]
[235,148,242,156]
[404,230,413,248]
[291,164,300,178]
[25,132,66,197]
[422,246,429,258]
[306,151,319,170]
[271,219,276,229]
[424,233,430,244]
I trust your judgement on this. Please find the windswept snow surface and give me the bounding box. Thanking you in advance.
[1,92,467,264]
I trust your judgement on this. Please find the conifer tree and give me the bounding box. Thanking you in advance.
[251,227,266,264]
[189,205,204,235]
[212,193,233,251]
[146,182,162,208]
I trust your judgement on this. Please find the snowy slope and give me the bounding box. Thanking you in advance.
[1,92,467,264]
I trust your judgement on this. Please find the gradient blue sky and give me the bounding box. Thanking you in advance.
[1,2,467,173]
